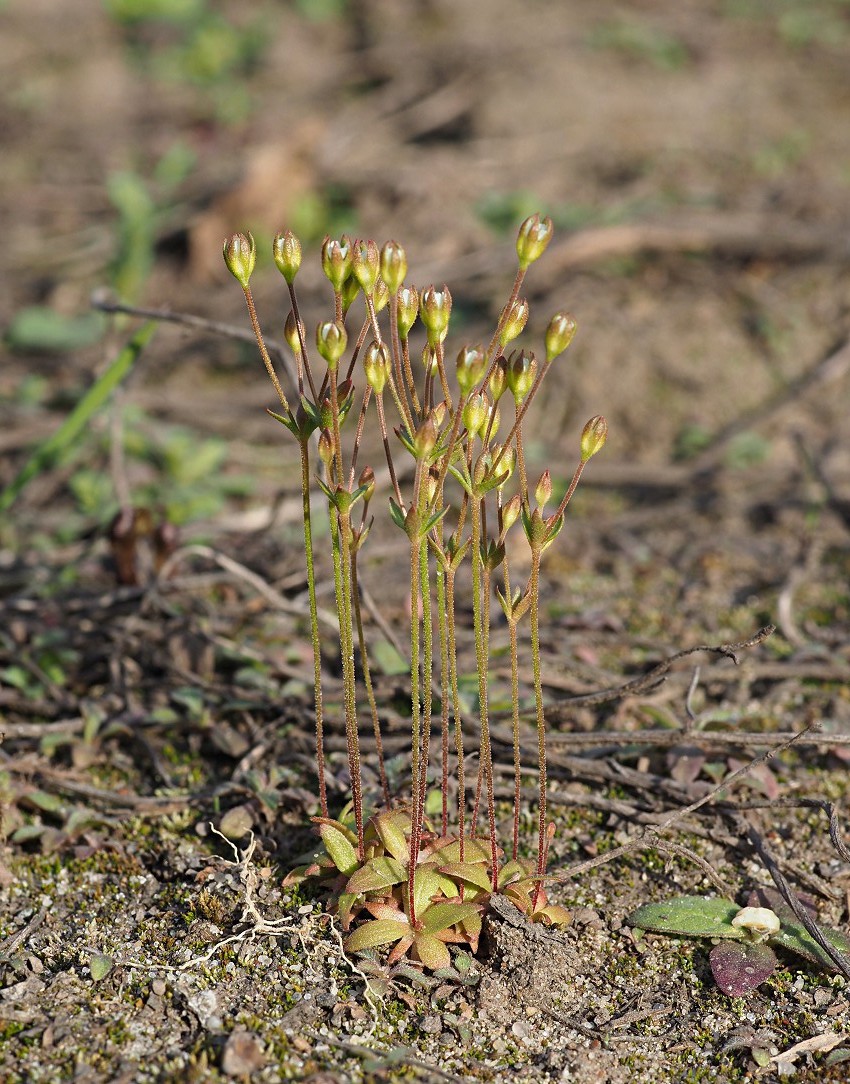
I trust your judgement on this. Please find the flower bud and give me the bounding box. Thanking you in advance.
[272,229,302,284]
[223,232,256,288]
[358,466,375,505]
[432,401,448,429]
[492,444,516,483]
[545,312,577,362]
[456,344,486,396]
[506,350,538,404]
[489,355,508,402]
[499,297,529,347]
[516,213,553,270]
[535,469,552,510]
[373,277,389,313]
[501,493,522,535]
[341,274,360,315]
[462,391,490,438]
[284,311,304,355]
[321,235,352,292]
[352,238,380,296]
[580,415,608,462]
[397,285,419,338]
[363,340,391,394]
[426,468,439,506]
[412,417,438,459]
[380,240,408,294]
[318,428,335,468]
[420,285,452,347]
[316,320,348,369]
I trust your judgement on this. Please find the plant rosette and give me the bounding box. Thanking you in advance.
[284,804,571,969]
[627,887,850,997]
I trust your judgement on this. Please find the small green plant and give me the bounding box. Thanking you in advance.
[224,214,604,965]
[628,886,850,996]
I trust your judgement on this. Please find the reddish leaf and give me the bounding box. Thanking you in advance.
[710,940,777,997]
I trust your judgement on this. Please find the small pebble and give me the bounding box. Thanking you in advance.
[221,1030,266,1077]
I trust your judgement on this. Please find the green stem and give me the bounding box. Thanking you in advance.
[406,506,422,926]
[508,616,521,862]
[529,548,547,904]
[445,568,465,858]
[299,439,328,817]
[416,535,433,841]
[435,563,450,838]
[471,489,498,884]
[352,547,390,804]
[331,504,364,858]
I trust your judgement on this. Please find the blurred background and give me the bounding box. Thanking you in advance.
[2,0,850,634]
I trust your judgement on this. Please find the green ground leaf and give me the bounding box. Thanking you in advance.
[772,920,850,971]
[344,918,408,953]
[414,932,451,971]
[421,901,481,935]
[89,954,113,982]
[345,856,405,897]
[318,823,359,876]
[438,861,493,893]
[372,811,410,862]
[627,896,745,939]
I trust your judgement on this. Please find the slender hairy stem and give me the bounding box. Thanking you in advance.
[390,294,421,420]
[508,616,521,861]
[299,439,328,817]
[445,568,465,858]
[470,488,498,883]
[406,506,422,925]
[529,548,547,905]
[479,267,526,387]
[416,535,433,842]
[242,286,290,414]
[351,547,390,804]
[331,504,364,858]
[287,282,317,402]
[374,393,405,507]
[435,563,450,838]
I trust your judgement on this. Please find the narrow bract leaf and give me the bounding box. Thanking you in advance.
[389,497,407,531]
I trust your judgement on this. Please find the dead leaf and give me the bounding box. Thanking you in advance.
[770,1031,846,1073]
